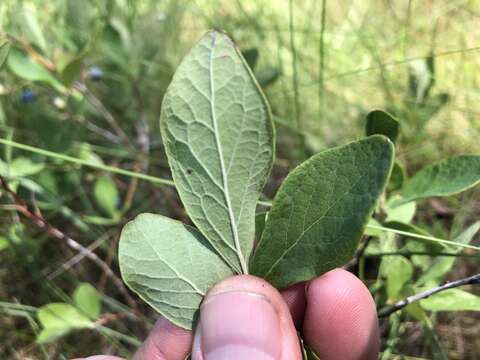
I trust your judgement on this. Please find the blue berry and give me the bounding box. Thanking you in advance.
[87,66,104,81]
[20,90,36,103]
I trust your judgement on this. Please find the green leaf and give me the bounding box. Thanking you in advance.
[0,40,10,70]
[381,256,413,299]
[421,289,480,312]
[365,110,400,142]
[94,176,119,218]
[397,155,480,205]
[416,222,480,286]
[36,303,93,343]
[255,67,280,87]
[387,162,404,192]
[385,195,416,223]
[160,31,274,273]
[250,135,394,288]
[242,48,259,70]
[7,48,65,92]
[60,55,84,87]
[255,212,267,241]
[0,236,9,252]
[73,283,102,320]
[118,213,235,329]
[364,218,383,237]
[0,157,44,178]
[13,4,48,54]
[37,327,70,344]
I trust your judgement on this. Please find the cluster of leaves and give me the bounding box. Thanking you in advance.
[1,1,480,358]
[363,110,480,358]
[119,32,480,359]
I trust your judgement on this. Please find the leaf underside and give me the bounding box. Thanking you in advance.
[160,30,274,273]
[118,213,234,329]
[251,135,394,288]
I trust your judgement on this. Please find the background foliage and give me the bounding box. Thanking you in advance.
[1,0,479,359]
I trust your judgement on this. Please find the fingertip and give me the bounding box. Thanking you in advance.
[303,269,379,360]
[134,317,192,360]
[193,275,302,360]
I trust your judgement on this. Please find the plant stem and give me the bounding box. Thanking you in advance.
[378,273,480,317]
[0,138,174,187]
[288,0,305,156]
[318,0,327,122]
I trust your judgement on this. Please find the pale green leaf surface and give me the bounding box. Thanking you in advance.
[381,256,413,299]
[0,157,45,178]
[10,157,45,177]
[119,213,235,329]
[398,155,480,205]
[38,303,92,329]
[386,195,416,223]
[421,289,480,312]
[94,176,119,218]
[364,218,383,237]
[251,136,394,288]
[73,283,102,320]
[160,31,274,273]
[37,303,93,343]
[37,327,70,344]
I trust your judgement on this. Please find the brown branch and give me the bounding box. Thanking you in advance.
[0,176,138,312]
[378,273,480,318]
[343,236,373,271]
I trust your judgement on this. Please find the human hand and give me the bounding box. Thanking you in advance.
[76,268,379,360]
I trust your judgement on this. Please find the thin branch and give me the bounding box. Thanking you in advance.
[378,273,480,318]
[288,0,306,155]
[0,176,138,312]
[318,0,327,122]
[344,236,372,271]
[74,84,133,149]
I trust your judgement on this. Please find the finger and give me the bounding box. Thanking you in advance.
[192,275,302,360]
[280,282,306,329]
[134,317,193,360]
[303,269,379,360]
[74,357,124,360]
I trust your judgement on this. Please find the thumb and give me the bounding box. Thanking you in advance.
[192,275,302,360]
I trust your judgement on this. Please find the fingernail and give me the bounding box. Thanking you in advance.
[195,291,281,360]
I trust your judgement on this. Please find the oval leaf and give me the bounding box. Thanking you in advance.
[7,48,65,92]
[421,289,480,312]
[365,109,399,142]
[250,135,394,288]
[118,213,235,329]
[398,155,480,205]
[73,283,102,320]
[94,175,119,218]
[160,31,274,273]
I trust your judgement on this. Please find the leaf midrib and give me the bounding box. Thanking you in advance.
[208,32,248,274]
[261,151,382,280]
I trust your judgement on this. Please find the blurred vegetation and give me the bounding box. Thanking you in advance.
[0,0,479,359]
